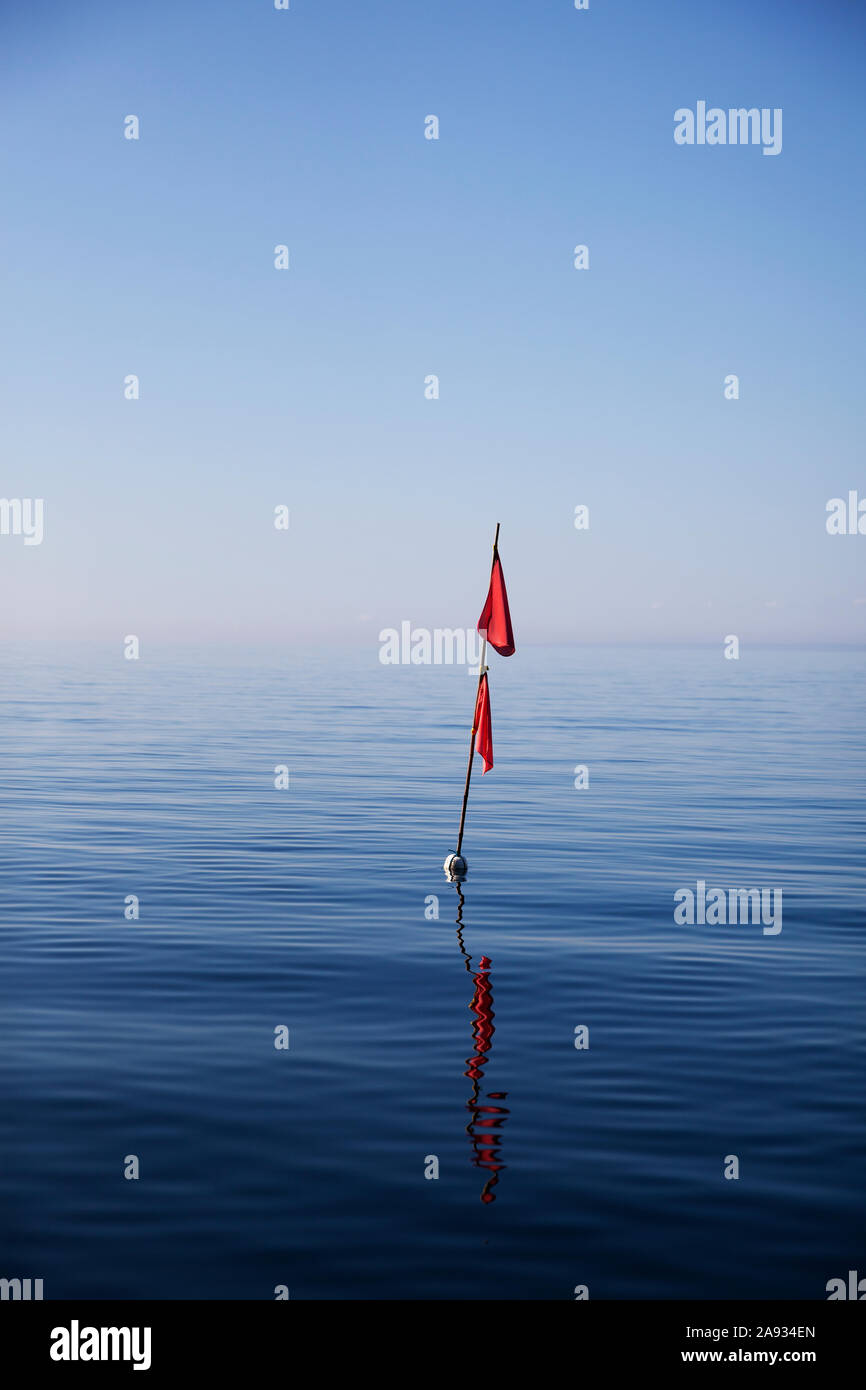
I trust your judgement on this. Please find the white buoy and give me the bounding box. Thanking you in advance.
[443,852,468,880]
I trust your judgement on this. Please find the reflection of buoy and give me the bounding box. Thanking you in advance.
[443,852,468,881]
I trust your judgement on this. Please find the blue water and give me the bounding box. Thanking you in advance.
[0,643,863,1299]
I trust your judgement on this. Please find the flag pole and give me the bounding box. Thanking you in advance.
[453,523,499,864]
[455,635,486,859]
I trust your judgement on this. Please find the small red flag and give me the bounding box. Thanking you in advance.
[474,673,493,774]
[477,550,515,657]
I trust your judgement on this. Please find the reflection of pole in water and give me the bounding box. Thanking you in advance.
[452,884,509,1204]
[454,882,472,972]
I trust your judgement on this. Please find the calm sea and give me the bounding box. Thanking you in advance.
[0,643,863,1299]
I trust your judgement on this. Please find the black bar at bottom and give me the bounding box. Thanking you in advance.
[0,1299,861,1377]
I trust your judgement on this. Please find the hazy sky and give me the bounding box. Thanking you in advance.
[1,0,864,645]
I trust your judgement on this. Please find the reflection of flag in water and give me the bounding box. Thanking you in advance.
[465,955,509,1204]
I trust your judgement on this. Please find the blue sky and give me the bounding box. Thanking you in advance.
[1,0,864,644]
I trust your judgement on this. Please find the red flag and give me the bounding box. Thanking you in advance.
[477,550,515,656]
[473,673,493,774]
